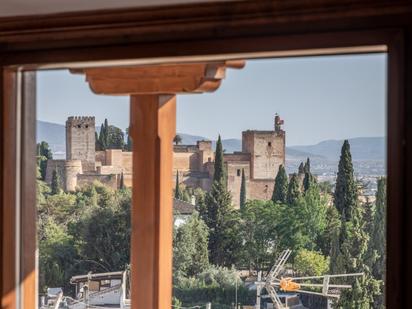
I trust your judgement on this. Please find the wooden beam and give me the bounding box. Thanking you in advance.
[20,71,37,309]
[73,61,245,95]
[130,94,176,309]
[1,68,18,309]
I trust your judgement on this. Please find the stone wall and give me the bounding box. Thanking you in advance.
[248,179,275,201]
[226,161,250,209]
[173,152,198,173]
[122,152,133,173]
[242,130,285,180]
[45,159,66,185]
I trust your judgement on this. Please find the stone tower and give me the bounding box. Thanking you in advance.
[66,116,96,172]
[242,114,285,179]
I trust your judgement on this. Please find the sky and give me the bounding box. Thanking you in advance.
[37,53,387,146]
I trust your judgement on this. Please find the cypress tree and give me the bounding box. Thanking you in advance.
[95,131,101,151]
[126,127,133,151]
[304,157,311,174]
[204,179,232,265]
[334,140,357,222]
[272,165,288,203]
[119,172,125,190]
[213,135,225,184]
[303,172,315,193]
[367,177,386,308]
[51,169,62,195]
[98,122,107,150]
[298,162,305,175]
[337,199,380,308]
[104,118,109,145]
[174,172,183,200]
[239,169,246,210]
[287,173,301,205]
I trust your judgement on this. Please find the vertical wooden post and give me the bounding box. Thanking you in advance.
[20,71,37,309]
[130,94,176,309]
[1,68,19,309]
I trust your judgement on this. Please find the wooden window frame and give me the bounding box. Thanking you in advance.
[0,2,410,308]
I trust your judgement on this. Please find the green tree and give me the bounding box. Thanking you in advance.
[76,192,131,272]
[98,119,109,150]
[278,185,328,253]
[95,131,101,151]
[294,249,329,276]
[175,172,183,200]
[298,162,305,174]
[106,125,125,149]
[272,165,288,204]
[125,127,133,151]
[335,140,357,222]
[303,172,315,193]
[119,172,125,190]
[37,141,53,159]
[239,169,246,210]
[37,141,53,180]
[213,135,225,184]
[241,200,281,271]
[173,213,209,277]
[336,202,380,308]
[174,134,183,145]
[367,177,386,308]
[38,218,78,292]
[332,142,380,308]
[204,179,233,266]
[51,169,62,195]
[304,157,311,173]
[287,173,301,205]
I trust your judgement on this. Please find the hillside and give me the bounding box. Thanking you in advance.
[288,137,385,161]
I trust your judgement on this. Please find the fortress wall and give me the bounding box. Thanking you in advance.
[248,179,275,201]
[95,151,107,165]
[173,152,198,173]
[45,159,66,184]
[99,165,123,175]
[224,153,250,162]
[122,152,133,173]
[106,149,123,167]
[226,162,250,209]
[123,173,133,188]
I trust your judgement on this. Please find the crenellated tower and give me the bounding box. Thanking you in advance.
[241,114,285,180]
[66,116,96,172]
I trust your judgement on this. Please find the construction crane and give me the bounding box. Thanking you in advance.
[255,249,364,309]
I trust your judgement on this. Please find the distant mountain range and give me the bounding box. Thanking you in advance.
[37,120,385,161]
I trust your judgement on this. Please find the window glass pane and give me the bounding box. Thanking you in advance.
[36,70,131,308]
[173,54,387,309]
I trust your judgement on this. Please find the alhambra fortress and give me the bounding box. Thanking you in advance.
[46,115,286,208]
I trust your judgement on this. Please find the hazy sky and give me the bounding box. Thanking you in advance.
[37,53,387,146]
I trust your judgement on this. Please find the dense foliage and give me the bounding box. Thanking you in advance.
[37,180,131,294]
[38,139,386,308]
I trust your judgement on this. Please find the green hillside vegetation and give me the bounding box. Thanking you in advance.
[37,139,386,308]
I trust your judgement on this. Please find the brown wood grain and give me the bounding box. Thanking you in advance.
[130,95,176,309]
[1,68,18,309]
[20,71,37,309]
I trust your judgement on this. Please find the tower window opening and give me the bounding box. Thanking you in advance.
[268,142,272,147]
[237,169,241,176]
